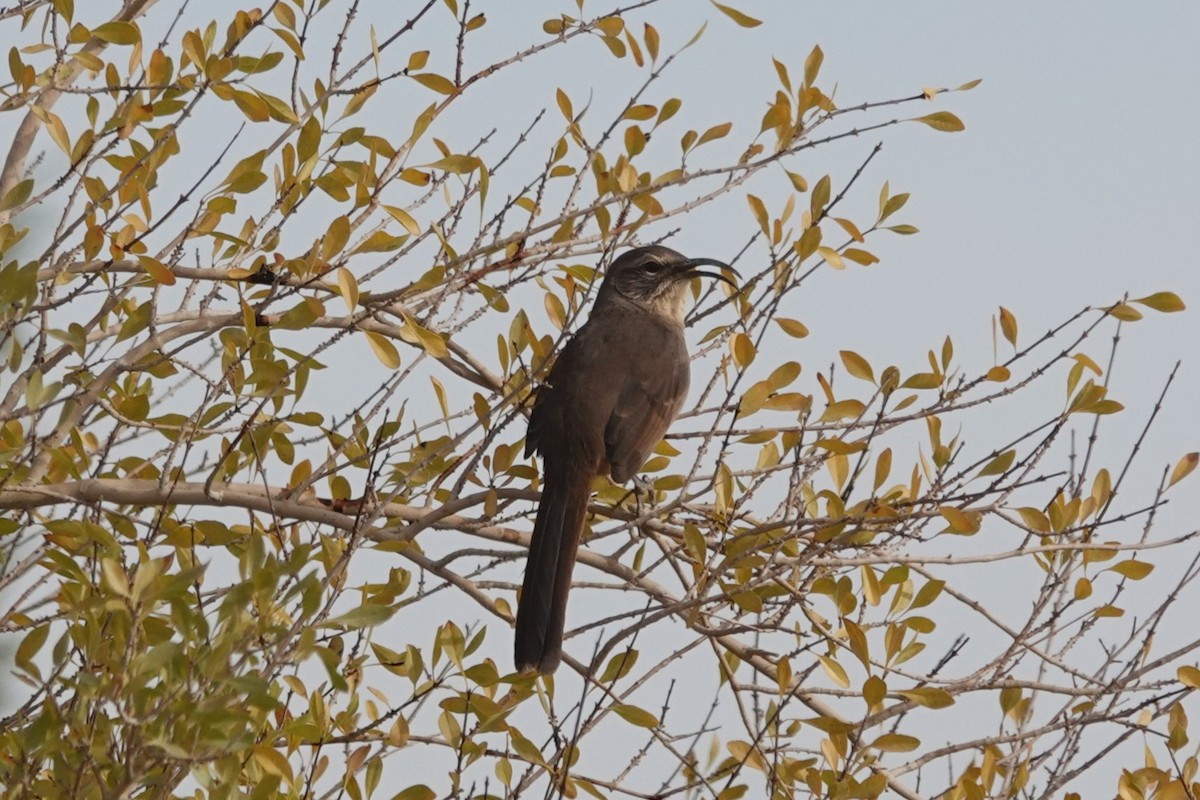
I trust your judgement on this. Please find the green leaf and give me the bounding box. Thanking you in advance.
[600,650,640,683]
[321,603,397,630]
[0,178,33,211]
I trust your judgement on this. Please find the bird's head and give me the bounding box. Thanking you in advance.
[599,245,738,320]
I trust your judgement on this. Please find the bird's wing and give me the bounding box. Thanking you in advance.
[603,349,690,484]
[526,324,613,468]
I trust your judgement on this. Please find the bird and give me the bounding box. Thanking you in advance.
[514,245,737,674]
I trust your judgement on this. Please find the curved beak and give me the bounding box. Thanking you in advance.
[678,257,740,289]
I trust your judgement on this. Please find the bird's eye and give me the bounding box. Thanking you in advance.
[644,261,665,272]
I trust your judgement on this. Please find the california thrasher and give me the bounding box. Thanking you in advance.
[515,245,736,674]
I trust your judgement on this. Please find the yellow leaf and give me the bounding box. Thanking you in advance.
[365,332,400,369]
[817,654,850,688]
[747,194,769,235]
[873,448,892,490]
[430,376,449,419]
[862,674,887,707]
[1134,291,1185,313]
[834,217,864,242]
[384,205,422,236]
[1107,302,1142,321]
[986,366,1010,382]
[818,399,866,423]
[1179,666,1200,689]
[1084,545,1119,565]
[555,88,572,119]
[136,255,175,286]
[101,558,129,597]
[233,90,269,122]
[999,306,1018,347]
[842,248,878,266]
[840,350,874,383]
[624,103,656,121]
[322,215,350,260]
[775,318,809,338]
[337,267,358,313]
[939,506,980,534]
[804,44,823,86]
[1108,560,1153,580]
[897,687,954,708]
[1168,452,1199,488]
[253,745,294,784]
[400,318,447,359]
[0,178,33,211]
[710,2,761,27]
[768,362,800,388]
[594,16,624,36]
[913,111,965,132]
[412,72,457,95]
[1074,578,1092,600]
[977,450,1015,477]
[644,23,660,61]
[611,703,659,728]
[393,785,435,800]
[44,111,70,155]
[697,122,732,146]
[901,372,941,390]
[425,154,481,174]
[817,246,844,270]
[93,21,140,45]
[871,733,919,753]
[352,231,406,254]
[827,452,848,489]
[1016,507,1050,534]
[731,332,755,368]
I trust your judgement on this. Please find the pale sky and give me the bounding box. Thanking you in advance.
[4,1,1198,795]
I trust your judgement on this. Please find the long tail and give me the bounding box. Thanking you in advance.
[514,462,591,674]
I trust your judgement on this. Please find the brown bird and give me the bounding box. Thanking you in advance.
[515,245,736,674]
